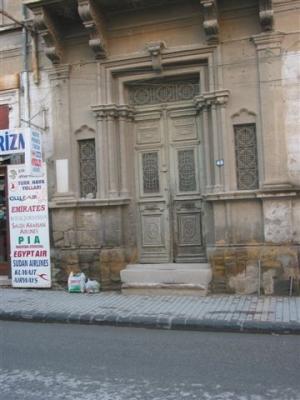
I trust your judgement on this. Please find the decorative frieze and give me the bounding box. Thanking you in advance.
[200,0,219,44]
[128,79,200,106]
[78,0,107,59]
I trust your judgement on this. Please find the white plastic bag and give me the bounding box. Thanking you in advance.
[68,272,86,293]
[85,279,100,294]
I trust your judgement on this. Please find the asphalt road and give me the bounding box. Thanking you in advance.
[0,321,300,400]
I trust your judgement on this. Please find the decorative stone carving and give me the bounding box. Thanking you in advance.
[146,41,165,72]
[91,104,134,120]
[32,6,63,64]
[200,0,219,44]
[194,89,230,109]
[78,0,107,59]
[259,0,274,32]
[128,80,199,106]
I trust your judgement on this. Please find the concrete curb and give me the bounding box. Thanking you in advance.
[1,310,300,334]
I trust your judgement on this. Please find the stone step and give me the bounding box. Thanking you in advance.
[120,263,212,295]
[0,276,11,286]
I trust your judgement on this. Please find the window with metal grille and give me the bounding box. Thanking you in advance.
[234,124,259,190]
[79,139,97,198]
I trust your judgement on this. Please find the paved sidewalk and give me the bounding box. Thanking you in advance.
[1,288,300,334]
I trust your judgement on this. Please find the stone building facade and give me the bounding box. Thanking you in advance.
[0,0,299,294]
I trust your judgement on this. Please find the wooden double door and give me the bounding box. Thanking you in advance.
[135,105,206,264]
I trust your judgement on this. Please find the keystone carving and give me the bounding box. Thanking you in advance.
[146,41,165,72]
[32,6,63,64]
[200,0,219,44]
[259,0,274,31]
[78,0,107,59]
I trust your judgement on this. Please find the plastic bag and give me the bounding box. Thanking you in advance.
[85,279,100,294]
[68,272,86,293]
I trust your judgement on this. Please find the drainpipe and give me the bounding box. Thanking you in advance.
[22,5,30,126]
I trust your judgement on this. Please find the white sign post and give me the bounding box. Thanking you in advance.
[8,164,51,288]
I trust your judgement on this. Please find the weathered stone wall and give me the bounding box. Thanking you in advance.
[50,205,137,289]
[208,198,300,295]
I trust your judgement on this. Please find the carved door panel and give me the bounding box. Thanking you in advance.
[135,112,171,263]
[135,108,205,263]
[168,109,206,262]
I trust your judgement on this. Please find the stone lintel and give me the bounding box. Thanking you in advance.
[259,0,274,32]
[200,0,219,45]
[29,5,63,64]
[78,0,107,59]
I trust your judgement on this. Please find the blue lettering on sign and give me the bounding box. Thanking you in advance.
[0,131,25,153]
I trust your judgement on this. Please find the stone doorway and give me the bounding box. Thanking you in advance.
[129,78,206,264]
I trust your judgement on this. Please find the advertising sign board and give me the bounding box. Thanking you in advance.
[0,128,43,176]
[8,164,51,288]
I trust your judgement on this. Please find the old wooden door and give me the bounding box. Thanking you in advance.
[134,105,206,263]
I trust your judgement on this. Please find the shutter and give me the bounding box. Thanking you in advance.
[0,105,9,129]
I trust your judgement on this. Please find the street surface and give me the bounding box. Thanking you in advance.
[0,321,299,400]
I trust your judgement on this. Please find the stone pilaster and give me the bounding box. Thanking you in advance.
[48,64,75,200]
[195,90,229,193]
[106,106,119,198]
[92,107,108,198]
[252,32,290,189]
[119,106,134,196]
[91,104,133,199]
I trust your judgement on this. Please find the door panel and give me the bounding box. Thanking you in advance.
[135,107,205,263]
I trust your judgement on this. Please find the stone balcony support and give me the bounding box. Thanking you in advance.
[200,0,219,45]
[30,5,63,64]
[78,0,107,59]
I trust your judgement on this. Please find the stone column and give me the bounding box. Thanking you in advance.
[195,97,213,193]
[106,106,119,198]
[48,64,75,200]
[252,32,290,189]
[91,106,108,198]
[215,90,230,191]
[210,101,221,192]
[118,106,133,197]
